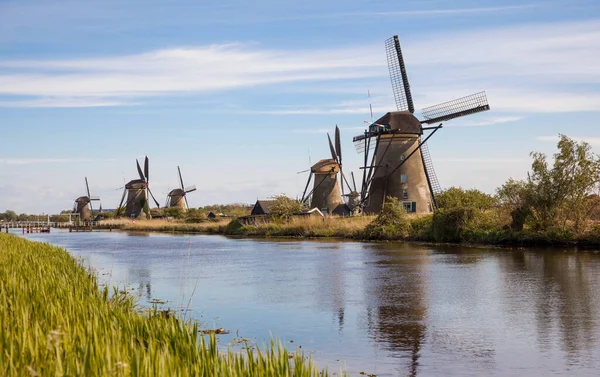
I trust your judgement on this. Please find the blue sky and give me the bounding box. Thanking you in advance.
[1,0,599,213]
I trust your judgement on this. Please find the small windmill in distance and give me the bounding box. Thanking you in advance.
[166,166,196,211]
[115,156,161,219]
[300,126,355,215]
[73,177,100,222]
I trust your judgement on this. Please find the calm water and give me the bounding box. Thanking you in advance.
[15,229,600,376]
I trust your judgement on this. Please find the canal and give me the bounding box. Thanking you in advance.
[16,229,600,376]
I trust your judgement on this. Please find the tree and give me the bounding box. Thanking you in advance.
[3,210,17,222]
[269,194,303,222]
[527,135,600,231]
[436,187,497,211]
[496,178,531,231]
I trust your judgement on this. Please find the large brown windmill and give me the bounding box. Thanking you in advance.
[165,166,196,211]
[115,156,161,219]
[354,35,490,214]
[73,177,100,221]
[300,126,355,215]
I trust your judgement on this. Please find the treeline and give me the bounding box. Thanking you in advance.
[0,210,71,223]
[367,135,600,245]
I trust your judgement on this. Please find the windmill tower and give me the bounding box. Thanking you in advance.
[300,126,354,214]
[355,35,490,214]
[73,177,100,221]
[166,166,197,211]
[115,156,161,219]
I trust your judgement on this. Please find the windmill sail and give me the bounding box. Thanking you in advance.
[421,91,490,124]
[385,35,414,113]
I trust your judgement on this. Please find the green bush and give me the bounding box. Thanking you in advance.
[363,196,411,240]
[432,207,477,243]
[409,214,434,241]
[223,219,245,235]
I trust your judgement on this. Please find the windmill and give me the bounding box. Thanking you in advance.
[354,35,490,214]
[73,177,100,221]
[166,166,197,211]
[300,126,355,215]
[115,156,161,219]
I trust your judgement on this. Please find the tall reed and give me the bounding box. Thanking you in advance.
[0,233,332,376]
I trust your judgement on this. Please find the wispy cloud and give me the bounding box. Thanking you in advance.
[447,116,524,127]
[0,18,598,112]
[268,4,542,21]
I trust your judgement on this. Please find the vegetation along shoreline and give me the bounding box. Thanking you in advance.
[0,232,334,376]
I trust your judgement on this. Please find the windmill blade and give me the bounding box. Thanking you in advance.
[116,189,127,217]
[147,187,161,208]
[297,169,311,174]
[351,171,357,192]
[339,170,353,195]
[421,91,490,124]
[385,35,414,113]
[300,172,313,204]
[85,177,91,198]
[335,125,342,164]
[184,195,190,210]
[327,133,338,163]
[144,156,149,182]
[177,166,185,190]
[184,185,196,193]
[89,196,100,201]
[136,159,145,181]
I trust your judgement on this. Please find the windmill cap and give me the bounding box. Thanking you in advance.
[168,188,185,196]
[311,159,340,173]
[125,179,147,189]
[376,111,422,134]
[75,196,90,203]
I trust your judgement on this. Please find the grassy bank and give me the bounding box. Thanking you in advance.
[224,216,375,238]
[0,233,332,376]
[98,218,230,234]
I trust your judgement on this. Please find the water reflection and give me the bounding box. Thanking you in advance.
[500,250,600,365]
[362,243,429,376]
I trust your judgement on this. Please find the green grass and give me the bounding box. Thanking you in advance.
[0,233,333,376]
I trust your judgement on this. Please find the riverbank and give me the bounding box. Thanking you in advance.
[98,218,230,233]
[0,233,333,377]
[95,215,600,248]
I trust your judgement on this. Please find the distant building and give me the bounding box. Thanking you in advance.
[250,200,276,216]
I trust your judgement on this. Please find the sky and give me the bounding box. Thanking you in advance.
[1,0,599,213]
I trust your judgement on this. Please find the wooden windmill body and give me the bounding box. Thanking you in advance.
[300,126,355,215]
[73,177,100,221]
[355,36,490,214]
[124,179,149,218]
[309,159,344,212]
[116,156,161,219]
[166,166,196,212]
[363,112,433,214]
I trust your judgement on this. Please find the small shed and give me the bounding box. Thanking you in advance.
[207,211,217,219]
[297,207,324,218]
[251,200,276,216]
[332,203,351,217]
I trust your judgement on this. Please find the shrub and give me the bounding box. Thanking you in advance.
[363,196,411,240]
[409,214,434,241]
[432,207,477,243]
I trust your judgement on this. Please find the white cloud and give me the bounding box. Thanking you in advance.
[0,18,597,116]
[445,116,524,127]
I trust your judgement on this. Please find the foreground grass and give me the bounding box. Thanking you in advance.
[0,233,331,377]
